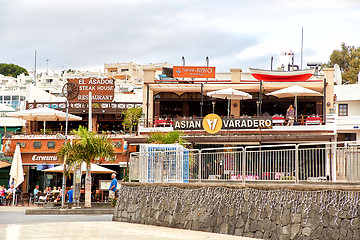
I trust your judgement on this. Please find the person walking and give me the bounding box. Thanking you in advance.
[286,104,295,126]
[109,173,117,200]
[67,186,73,203]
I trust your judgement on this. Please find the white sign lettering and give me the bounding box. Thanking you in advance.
[206,119,218,130]
[32,155,58,161]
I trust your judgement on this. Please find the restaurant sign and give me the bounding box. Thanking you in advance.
[21,153,60,165]
[68,78,115,102]
[173,66,215,78]
[173,114,272,134]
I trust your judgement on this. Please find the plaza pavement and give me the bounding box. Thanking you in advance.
[0,206,257,240]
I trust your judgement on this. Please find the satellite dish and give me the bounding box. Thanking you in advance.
[334,64,342,85]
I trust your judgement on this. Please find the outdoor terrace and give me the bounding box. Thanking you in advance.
[137,114,338,134]
[26,101,142,114]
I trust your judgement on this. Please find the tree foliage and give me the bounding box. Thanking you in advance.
[121,107,143,133]
[0,63,28,77]
[147,131,188,146]
[57,126,115,207]
[325,43,360,84]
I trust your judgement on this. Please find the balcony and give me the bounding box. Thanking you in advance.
[26,101,142,114]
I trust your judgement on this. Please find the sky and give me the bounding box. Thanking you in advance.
[1,0,360,74]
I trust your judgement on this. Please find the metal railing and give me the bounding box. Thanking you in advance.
[129,141,360,184]
[129,149,200,182]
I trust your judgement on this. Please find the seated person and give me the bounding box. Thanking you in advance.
[6,185,14,196]
[51,186,59,201]
[43,186,50,194]
[0,186,5,205]
[33,185,41,195]
[54,193,61,202]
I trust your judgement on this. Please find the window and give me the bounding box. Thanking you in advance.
[121,69,129,72]
[338,104,348,116]
[34,141,42,149]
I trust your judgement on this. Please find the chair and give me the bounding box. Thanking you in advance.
[5,195,13,206]
[19,193,30,206]
[35,193,47,206]
[29,193,35,204]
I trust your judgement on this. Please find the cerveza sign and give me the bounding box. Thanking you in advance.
[32,155,58,161]
[173,114,272,134]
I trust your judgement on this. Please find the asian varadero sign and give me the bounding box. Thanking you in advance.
[173,66,215,78]
[173,114,273,134]
[68,78,115,102]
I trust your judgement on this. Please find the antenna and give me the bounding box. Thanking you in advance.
[301,27,303,70]
[34,50,37,86]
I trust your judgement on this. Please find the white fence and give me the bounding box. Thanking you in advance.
[129,141,360,183]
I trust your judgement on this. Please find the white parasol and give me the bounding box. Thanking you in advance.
[9,144,24,205]
[42,162,116,174]
[207,88,252,117]
[0,104,15,112]
[266,85,323,118]
[7,107,82,133]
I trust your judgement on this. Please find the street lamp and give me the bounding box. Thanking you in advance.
[46,59,49,75]
[212,101,216,114]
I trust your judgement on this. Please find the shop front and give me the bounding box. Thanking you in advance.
[2,135,132,194]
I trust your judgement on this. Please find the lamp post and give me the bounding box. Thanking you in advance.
[200,56,209,117]
[46,59,49,75]
[182,56,185,81]
[61,100,69,208]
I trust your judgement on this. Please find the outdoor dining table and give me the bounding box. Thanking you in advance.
[272,116,285,126]
[305,116,322,125]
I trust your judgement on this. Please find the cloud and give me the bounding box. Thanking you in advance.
[0,0,359,73]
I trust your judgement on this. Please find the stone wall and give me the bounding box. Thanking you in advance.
[113,183,360,240]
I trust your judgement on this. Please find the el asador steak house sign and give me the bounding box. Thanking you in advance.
[68,78,115,102]
[174,114,272,134]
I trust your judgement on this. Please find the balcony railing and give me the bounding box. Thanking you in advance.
[27,101,142,114]
[138,114,336,133]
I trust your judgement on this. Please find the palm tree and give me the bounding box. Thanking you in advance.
[58,126,115,207]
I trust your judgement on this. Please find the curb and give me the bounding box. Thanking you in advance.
[25,208,114,215]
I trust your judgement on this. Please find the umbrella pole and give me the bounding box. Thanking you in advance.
[227,99,230,117]
[44,120,46,134]
[295,94,298,122]
[12,189,15,205]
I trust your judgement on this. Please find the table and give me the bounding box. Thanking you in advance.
[305,116,322,125]
[272,116,285,126]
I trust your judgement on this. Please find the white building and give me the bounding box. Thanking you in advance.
[104,62,173,85]
[334,83,360,141]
